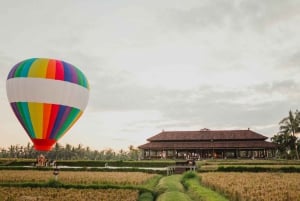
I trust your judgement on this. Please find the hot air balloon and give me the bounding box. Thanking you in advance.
[6,58,89,151]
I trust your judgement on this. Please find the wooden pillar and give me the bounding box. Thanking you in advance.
[235,149,238,158]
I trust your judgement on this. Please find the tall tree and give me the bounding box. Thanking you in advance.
[271,133,296,159]
[278,110,300,160]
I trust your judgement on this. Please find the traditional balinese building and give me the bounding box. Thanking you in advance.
[138,129,277,159]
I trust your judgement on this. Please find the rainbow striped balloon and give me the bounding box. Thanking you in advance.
[6,58,89,151]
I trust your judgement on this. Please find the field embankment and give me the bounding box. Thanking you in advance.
[0,170,161,201]
[198,159,300,172]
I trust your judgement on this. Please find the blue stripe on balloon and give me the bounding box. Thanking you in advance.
[19,58,36,77]
[50,105,67,139]
[62,61,72,83]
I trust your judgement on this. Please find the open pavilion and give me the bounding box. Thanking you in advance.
[138,129,277,160]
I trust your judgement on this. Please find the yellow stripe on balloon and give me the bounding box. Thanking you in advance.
[28,102,43,139]
[28,58,48,78]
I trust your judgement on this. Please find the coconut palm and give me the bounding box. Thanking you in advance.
[279,110,300,160]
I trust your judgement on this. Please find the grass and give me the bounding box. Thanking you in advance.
[138,174,162,201]
[155,172,229,201]
[200,172,300,201]
[184,177,229,201]
[197,159,300,172]
[156,175,192,201]
[182,171,229,201]
[138,192,154,201]
[157,191,192,201]
[156,175,185,192]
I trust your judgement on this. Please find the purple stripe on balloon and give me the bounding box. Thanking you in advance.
[7,62,22,79]
[62,61,78,84]
[69,63,78,84]
[49,105,70,139]
[54,106,72,138]
[10,103,30,137]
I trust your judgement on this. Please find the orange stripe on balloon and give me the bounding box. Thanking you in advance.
[42,104,52,139]
[45,104,59,139]
[46,59,56,79]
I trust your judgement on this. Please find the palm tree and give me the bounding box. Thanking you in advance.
[279,110,300,160]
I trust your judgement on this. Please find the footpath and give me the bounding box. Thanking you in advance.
[154,172,228,201]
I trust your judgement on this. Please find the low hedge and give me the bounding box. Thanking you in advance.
[181,171,228,201]
[2,159,35,166]
[3,159,175,168]
[0,166,166,174]
[0,180,153,192]
[58,160,174,167]
[138,192,154,201]
[217,166,300,172]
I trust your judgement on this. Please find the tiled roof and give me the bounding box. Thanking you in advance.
[147,129,268,141]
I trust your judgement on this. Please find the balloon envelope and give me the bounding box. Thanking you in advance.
[6,58,89,151]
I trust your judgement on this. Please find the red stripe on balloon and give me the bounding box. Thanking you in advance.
[55,60,64,80]
[45,104,59,139]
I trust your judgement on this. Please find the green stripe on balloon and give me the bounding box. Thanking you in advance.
[14,61,26,77]
[75,67,89,89]
[16,102,35,138]
[55,108,81,140]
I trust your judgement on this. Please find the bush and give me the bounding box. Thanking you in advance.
[181,171,197,180]
[181,172,229,201]
[181,171,198,190]
[217,166,270,172]
[47,179,63,187]
[217,166,300,172]
[138,192,154,201]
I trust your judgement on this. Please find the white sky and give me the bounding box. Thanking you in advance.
[0,0,300,150]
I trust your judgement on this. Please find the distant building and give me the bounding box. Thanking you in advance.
[138,129,277,159]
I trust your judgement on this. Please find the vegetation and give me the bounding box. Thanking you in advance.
[181,171,228,201]
[0,170,157,185]
[156,171,228,201]
[138,192,154,201]
[201,172,300,201]
[0,187,139,201]
[0,163,300,200]
[272,110,300,159]
[156,175,192,201]
[0,170,158,201]
[1,110,300,163]
[0,143,141,161]
[217,165,300,172]
[197,159,300,172]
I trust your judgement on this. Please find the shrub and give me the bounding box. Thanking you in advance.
[217,166,300,172]
[138,192,154,201]
[181,173,229,201]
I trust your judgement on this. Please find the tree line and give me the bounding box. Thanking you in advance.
[0,143,140,161]
[1,110,300,161]
[271,110,300,160]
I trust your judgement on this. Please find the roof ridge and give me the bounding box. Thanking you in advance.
[162,129,253,132]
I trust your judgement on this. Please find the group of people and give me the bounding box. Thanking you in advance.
[35,154,56,167]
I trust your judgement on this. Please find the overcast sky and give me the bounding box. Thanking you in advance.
[1,0,300,150]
